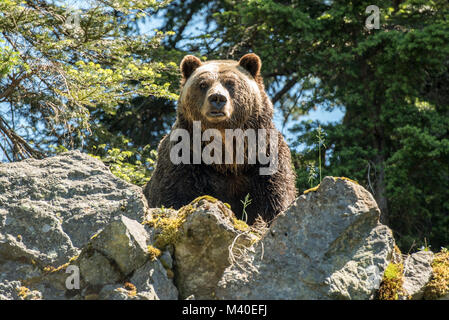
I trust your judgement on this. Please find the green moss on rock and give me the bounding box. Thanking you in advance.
[232,217,250,232]
[143,201,202,250]
[147,245,162,261]
[192,195,218,204]
[377,262,405,300]
[303,184,320,194]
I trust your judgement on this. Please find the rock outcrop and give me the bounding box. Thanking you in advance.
[0,151,446,300]
[166,198,259,299]
[0,151,176,300]
[215,177,395,300]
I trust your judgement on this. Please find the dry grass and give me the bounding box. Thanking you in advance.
[228,215,268,273]
[424,248,449,299]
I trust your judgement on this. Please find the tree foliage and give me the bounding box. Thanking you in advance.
[158,0,449,250]
[0,0,179,184]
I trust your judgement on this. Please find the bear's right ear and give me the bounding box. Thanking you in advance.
[239,53,261,78]
[180,55,202,80]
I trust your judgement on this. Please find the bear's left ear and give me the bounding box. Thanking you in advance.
[180,55,202,80]
[239,53,261,78]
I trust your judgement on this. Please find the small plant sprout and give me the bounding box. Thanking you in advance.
[315,125,326,183]
[240,193,252,223]
[419,238,431,252]
[307,161,317,187]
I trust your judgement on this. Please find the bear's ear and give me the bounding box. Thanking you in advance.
[238,53,261,78]
[180,55,202,80]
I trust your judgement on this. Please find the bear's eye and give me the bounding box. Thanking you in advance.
[199,81,209,90]
[223,80,235,89]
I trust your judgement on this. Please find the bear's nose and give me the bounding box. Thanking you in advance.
[208,93,227,110]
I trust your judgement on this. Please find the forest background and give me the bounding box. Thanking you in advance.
[1,0,448,252]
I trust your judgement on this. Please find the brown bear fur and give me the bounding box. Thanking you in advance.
[144,53,297,224]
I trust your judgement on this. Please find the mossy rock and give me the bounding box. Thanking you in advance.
[303,177,359,195]
[191,195,218,204]
[143,198,216,250]
[377,262,405,300]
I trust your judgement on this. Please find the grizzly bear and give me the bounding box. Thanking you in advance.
[144,53,297,224]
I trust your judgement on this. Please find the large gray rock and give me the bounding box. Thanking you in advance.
[75,214,178,299]
[77,248,123,286]
[86,215,150,276]
[0,150,147,268]
[170,199,258,299]
[97,258,180,301]
[215,177,395,300]
[130,260,178,300]
[402,251,434,299]
[0,151,179,300]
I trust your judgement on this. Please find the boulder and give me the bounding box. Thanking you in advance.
[0,150,147,267]
[169,198,258,299]
[401,251,434,299]
[0,151,177,300]
[0,281,22,300]
[214,177,395,300]
[130,259,178,300]
[84,215,150,276]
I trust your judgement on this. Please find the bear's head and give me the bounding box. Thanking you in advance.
[177,53,273,130]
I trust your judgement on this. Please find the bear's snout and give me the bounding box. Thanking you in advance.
[208,93,227,111]
[203,87,232,122]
